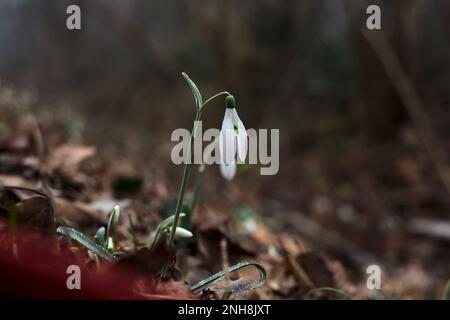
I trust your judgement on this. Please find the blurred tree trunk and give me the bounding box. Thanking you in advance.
[346,0,418,141]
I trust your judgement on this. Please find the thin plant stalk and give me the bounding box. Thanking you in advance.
[162,113,200,278]
[202,91,230,109]
[161,112,202,277]
[161,75,233,278]
[303,287,350,300]
[183,136,219,230]
[181,165,204,231]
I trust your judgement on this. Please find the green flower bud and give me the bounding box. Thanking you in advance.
[225,95,236,109]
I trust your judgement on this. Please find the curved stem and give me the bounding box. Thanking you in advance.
[201,91,230,110]
[303,287,350,300]
[191,261,267,293]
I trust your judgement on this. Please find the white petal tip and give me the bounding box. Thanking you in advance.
[220,162,236,181]
[174,227,193,238]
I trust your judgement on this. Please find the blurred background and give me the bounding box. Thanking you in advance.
[0,0,450,298]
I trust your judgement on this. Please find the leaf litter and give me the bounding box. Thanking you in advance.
[0,88,449,300]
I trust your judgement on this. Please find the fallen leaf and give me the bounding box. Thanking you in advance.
[197,228,254,272]
[15,195,54,231]
[297,252,336,289]
[54,197,105,228]
[48,144,96,172]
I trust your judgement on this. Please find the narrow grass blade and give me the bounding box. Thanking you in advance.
[128,215,139,252]
[106,205,120,241]
[57,226,117,262]
[371,289,384,300]
[182,72,203,111]
[94,226,106,246]
[191,261,267,293]
[304,287,350,300]
[148,213,186,249]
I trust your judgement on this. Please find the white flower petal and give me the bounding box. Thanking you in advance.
[220,109,236,165]
[229,109,247,162]
[174,227,193,238]
[219,110,232,158]
[220,162,236,181]
[226,130,238,164]
[236,119,247,162]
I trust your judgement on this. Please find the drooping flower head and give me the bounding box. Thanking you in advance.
[219,95,247,180]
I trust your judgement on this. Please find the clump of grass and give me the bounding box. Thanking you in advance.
[57,226,117,262]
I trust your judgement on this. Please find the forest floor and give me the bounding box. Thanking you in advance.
[0,86,449,300]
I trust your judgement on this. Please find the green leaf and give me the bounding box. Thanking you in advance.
[191,261,267,293]
[371,289,385,300]
[128,215,139,252]
[158,212,186,231]
[182,195,193,216]
[182,72,203,111]
[303,287,350,300]
[106,205,120,241]
[94,226,106,246]
[148,212,186,249]
[180,194,194,232]
[57,226,117,262]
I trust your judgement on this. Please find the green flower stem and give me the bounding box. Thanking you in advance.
[167,114,199,240]
[128,215,139,252]
[303,287,350,300]
[161,112,200,278]
[162,89,233,278]
[182,166,204,232]
[190,166,203,216]
[202,91,230,110]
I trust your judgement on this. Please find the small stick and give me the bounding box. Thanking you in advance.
[220,237,232,299]
[363,30,450,195]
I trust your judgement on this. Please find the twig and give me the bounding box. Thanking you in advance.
[362,30,450,195]
[284,249,315,289]
[220,237,232,299]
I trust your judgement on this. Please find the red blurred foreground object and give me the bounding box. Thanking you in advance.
[0,221,192,299]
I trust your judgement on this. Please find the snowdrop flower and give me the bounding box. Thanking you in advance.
[219,95,247,180]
